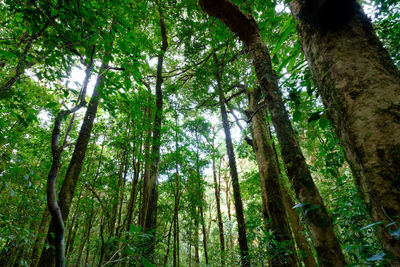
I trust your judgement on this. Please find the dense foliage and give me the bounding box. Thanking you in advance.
[0,0,399,266]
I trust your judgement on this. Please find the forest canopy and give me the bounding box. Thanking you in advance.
[1,0,400,266]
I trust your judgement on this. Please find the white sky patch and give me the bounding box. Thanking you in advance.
[63,66,97,98]
[275,2,290,13]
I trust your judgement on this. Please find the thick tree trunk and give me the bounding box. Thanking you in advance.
[139,13,168,262]
[291,1,400,261]
[248,87,297,266]
[214,52,251,267]
[199,1,345,265]
[38,42,112,266]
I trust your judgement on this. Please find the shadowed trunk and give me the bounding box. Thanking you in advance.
[248,86,297,266]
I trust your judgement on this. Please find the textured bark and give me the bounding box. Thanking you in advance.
[291,1,400,261]
[39,42,111,266]
[199,1,345,265]
[248,87,297,266]
[214,52,251,267]
[139,13,168,262]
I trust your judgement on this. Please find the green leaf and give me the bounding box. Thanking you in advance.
[44,102,58,109]
[142,258,156,267]
[319,117,329,129]
[308,112,321,123]
[293,110,302,122]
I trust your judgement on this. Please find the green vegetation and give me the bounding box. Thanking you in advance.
[1,0,399,266]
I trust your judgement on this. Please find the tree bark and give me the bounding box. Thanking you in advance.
[213,52,251,267]
[248,86,297,266]
[199,1,345,265]
[290,1,400,261]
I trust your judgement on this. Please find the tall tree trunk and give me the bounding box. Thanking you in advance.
[194,127,209,265]
[98,216,106,267]
[199,1,345,265]
[163,214,175,267]
[224,172,234,253]
[212,144,225,264]
[290,1,400,261]
[213,52,251,267]
[125,122,143,230]
[139,11,168,262]
[248,86,297,266]
[282,187,317,267]
[110,152,126,236]
[199,205,209,265]
[39,37,113,266]
[194,215,200,265]
[268,121,317,267]
[173,113,180,267]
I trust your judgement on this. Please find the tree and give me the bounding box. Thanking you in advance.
[290,1,400,261]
